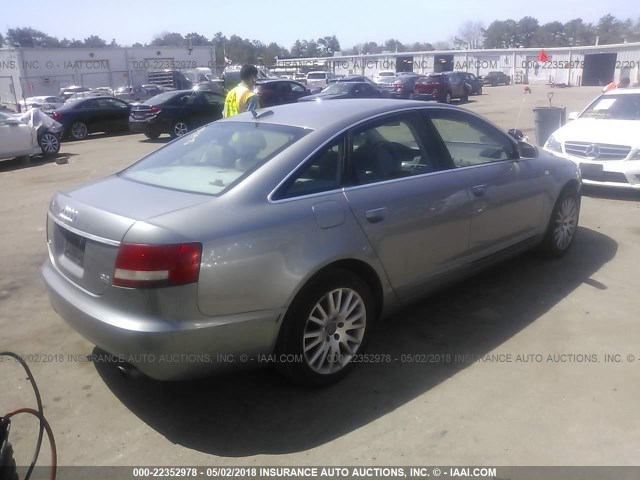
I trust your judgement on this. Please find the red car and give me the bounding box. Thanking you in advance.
[413,72,471,103]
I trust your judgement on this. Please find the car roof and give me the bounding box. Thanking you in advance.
[221,98,469,131]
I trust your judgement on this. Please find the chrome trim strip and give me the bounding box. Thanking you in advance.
[48,212,121,247]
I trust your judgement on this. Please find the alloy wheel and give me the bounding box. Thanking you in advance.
[553,196,578,250]
[303,288,367,375]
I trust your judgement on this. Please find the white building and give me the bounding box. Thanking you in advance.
[276,42,640,87]
[0,46,217,108]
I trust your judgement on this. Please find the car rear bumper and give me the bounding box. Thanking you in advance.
[42,259,284,380]
[413,93,437,101]
[128,118,159,134]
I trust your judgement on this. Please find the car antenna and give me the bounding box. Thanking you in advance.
[251,109,274,120]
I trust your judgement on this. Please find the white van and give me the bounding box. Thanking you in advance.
[305,71,337,92]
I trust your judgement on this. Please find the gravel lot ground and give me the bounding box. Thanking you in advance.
[1,85,639,469]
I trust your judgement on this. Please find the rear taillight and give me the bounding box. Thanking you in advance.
[149,106,161,115]
[394,83,403,89]
[51,112,60,120]
[113,243,202,288]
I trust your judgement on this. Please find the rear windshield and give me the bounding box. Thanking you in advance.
[143,91,184,105]
[120,122,309,195]
[307,72,327,80]
[424,75,443,82]
[377,77,399,84]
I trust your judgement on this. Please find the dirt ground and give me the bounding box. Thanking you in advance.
[1,85,639,470]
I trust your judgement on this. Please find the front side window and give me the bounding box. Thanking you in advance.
[349,114,438,185]
[428,111,517,167]
[120,123,309,195]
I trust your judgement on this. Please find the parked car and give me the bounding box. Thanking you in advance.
[334,75,378,86]
[254,80,310,107]
[457,72,483,95]
[413,72,471,103]
[115,85,169,103]
[50,96,132,140]
[0,109,62,161]
[298,82,383,102]
[305,71,338,93]
[129,89,225,139]
[377,75,425,99]
[94,87,114,96]
[483,71,511,86]
[373,70,397,83]
[20,96,65,112]
[59,86,94,100]
[544,88,640,189]
[42,99,581,386]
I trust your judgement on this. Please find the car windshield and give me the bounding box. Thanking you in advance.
[425,75,443,82]
[307,73,326,80]
[580,94,640,120]
[120,122,310,195]
[321,83,353,94]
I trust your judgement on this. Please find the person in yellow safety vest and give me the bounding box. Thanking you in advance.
[223,64,260,118]
[602,77,630,92]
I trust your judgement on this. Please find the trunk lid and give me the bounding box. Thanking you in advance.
[47,176,212,294]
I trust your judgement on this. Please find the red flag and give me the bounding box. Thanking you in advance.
[537,49,549,62]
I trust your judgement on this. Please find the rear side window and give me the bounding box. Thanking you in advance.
[121,123,310,195]
[275,138,344,199]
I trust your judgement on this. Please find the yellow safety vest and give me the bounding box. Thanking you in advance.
[223,84,255,118]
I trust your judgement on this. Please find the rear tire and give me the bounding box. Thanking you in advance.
[70,121,88,140]
[39,132,60,156]
[276,269,375,387]
[539,186,580,257]
[144,132,161,139]
[442,92,451,104]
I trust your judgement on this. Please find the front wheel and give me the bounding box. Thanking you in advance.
[276,269,375,387]
[39,132,60,156]
[441,92,451,104]
[144,131,160,139]
[539,187,580,257]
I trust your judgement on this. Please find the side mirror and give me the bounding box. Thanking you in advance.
[568,111,579,121]
[518,141,538,159]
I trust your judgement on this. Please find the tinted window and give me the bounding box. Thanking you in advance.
[121,123,309,195]
[429,110,517,167]
[307,73,327,80]
[277,138,343,198]
[143,91,184,105]
[202,92,224,105]
[350,114,437,185]
[291,83,306,92]
[580,94,640,120]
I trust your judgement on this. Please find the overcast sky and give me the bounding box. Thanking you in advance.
[2,0,638,49]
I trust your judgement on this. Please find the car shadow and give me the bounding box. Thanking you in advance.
[582,185,640,203]
[139,137,173,144]
[95,226,616,457]
[0,153,79,173]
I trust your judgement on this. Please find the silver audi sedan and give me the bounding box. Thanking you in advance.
[42,99,581,386]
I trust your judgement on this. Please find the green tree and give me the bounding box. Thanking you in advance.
[564,18,596,46]
[596,14,627,44]
[150,32,186,47]
[516,16,539,47]
[131,42,145,48]
[482,20,518,48]
[318,35,341,56]
[83,35,107,48]
[185,33,211,46]
[383,39,405,53]
[0,33,4,47]
[536,21,567,47]
[291,40,304,57]
[7,27,60,47]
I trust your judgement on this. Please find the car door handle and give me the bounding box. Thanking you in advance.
[471,185,486,197]
[365,207,387,223]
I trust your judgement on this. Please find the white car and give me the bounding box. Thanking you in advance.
[0,111,42,161]
[0,110,63,162]
[544,88,640,189]
[373,70,396,83]
[20,96,65,111]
